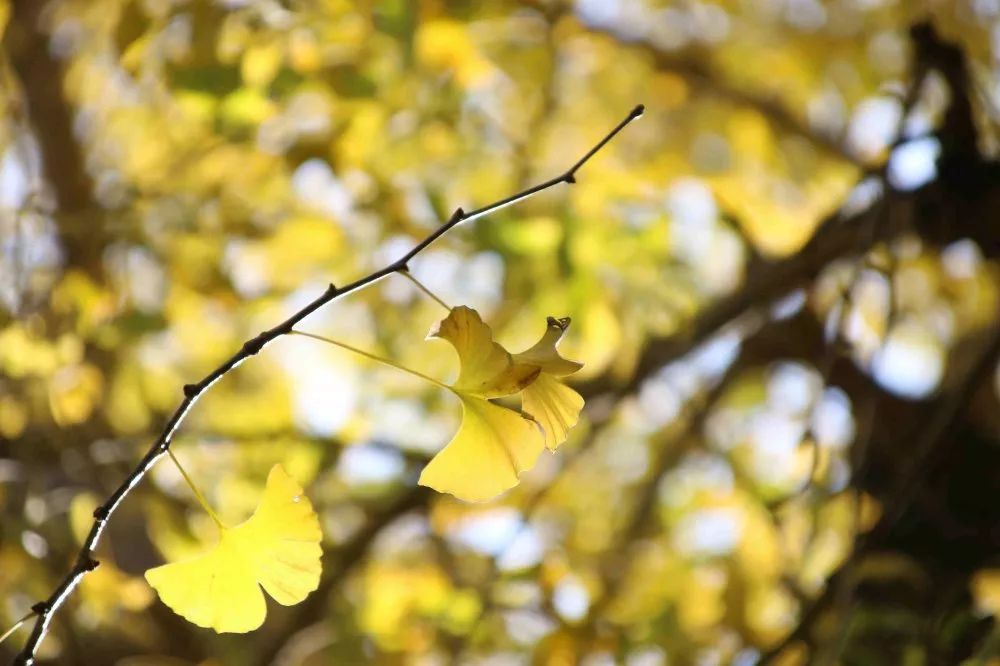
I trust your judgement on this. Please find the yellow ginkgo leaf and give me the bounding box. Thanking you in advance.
[514,317,585,451]
[513,317,584,377]
[519,373,585,451]
[419,396,545,502]
[145,464,322,633]
[420,306,545,502]
[428,306,539,397]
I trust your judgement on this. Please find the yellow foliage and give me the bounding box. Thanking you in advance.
[0,396,27,439]
[735,499,784,581]
[971,569,1000,616]
[69,492,100,545]
[361,562,451,648]
[241,39,284,89]
[415,19,493,87]
[418,307,584,501]
[677,565,727,634]
[0,325,59,378]
[745,583,797,646]
[711,166,855,257]
[498,216,564,256]
[48,363,104,426]
[104,362,150,435]
[336,101,387,167]
[219,88,278,130]
[80,562,155,620]
[5,2,996,662]
[145,465,322,633]
[50,271,115,334]
[288,29,322,73]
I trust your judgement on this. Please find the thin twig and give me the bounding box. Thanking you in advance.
[398,269,452,311]
[11,105,644,665]
[0,614,33,648]
[291,330,450,389]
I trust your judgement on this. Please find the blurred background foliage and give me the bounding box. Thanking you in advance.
[1,0,1000,664]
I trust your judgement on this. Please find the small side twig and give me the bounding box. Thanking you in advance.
[12,105,644,665]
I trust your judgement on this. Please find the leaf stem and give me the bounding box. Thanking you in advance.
[399,269,451,312]
[0,613,34,647]
[292,330,450,390]
[167,449,224,529]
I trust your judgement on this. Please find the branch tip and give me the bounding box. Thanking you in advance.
[631,103,645,119]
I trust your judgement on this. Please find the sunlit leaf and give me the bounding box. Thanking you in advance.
[419,308,587,499]
[419,306,545,501]
[513,316,585,450]
[145,465,322,632]
[418,395,545,502]
[428,306,539,398]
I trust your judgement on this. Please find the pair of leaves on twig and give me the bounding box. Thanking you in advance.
[145,307,583,633]
[419,306,585,501]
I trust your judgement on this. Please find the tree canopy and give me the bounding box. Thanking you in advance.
[1,1,1000,664]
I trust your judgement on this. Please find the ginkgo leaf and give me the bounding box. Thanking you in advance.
[513,316,584,377]
[514,316,585,450]
[429,306,539,397]
[420,306,546,502]
[145,465,322,633]
[519,373,585,451]
[418,395,545,502]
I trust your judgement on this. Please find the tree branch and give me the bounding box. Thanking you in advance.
[757,325,1000,665]
[11,105,644,665]
[575,188,897,399]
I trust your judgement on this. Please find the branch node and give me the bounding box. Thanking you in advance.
[453,207,465,220]
[326,282,338,294]
[565,172,577,184]
[242,334,267,356]
[82,557,100,572]
[182,383,199,399]
[30,602,47,615]
[92,506,108,521]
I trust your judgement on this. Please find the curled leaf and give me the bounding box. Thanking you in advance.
[145,465,322,633]
[428,306,539,397]
[514,317,585,450]
[513,317,584,376]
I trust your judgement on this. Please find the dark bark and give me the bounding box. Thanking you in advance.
[4,0,105,278]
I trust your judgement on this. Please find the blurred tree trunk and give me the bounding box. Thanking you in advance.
[4,0,105,280]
